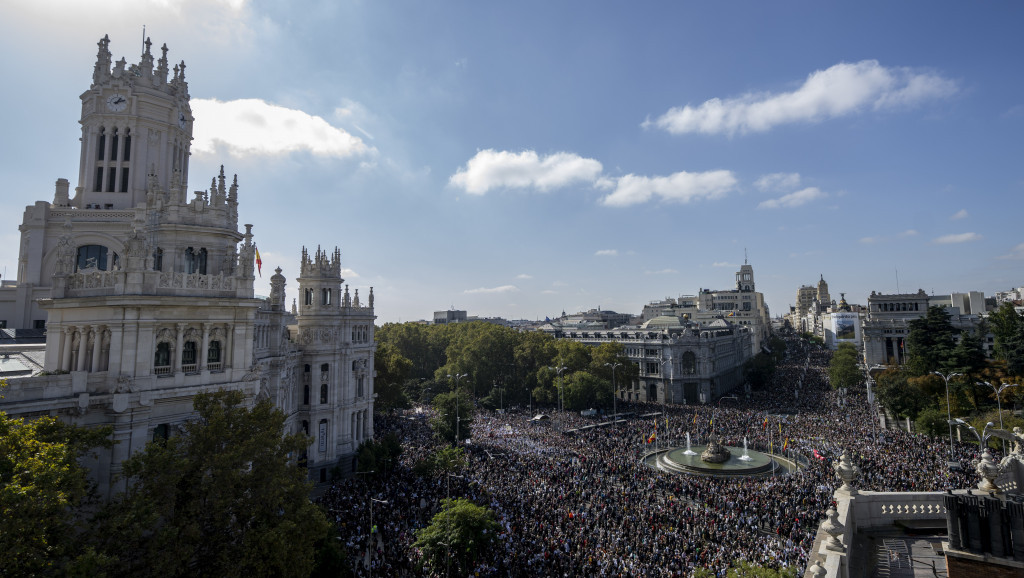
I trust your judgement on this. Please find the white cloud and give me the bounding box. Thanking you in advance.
[647,60,957,136]
[933,232,981,244]
[755,172,801,192]
[449,149,603,195]
[758,187,826,209]
[541,289,558,295]
[997,243,1024,260]
[900,229,919,237]
[464,285,520,294]
[595,249,618,257]
[712,261,737,268]
[191,98,374,159]
[516,274,533,280]
[600,170,737,207]
[859,237,878,244]
[950,209,969,220]
[645,269,678,275]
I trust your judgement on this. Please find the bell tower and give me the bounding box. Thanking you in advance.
[72,35,192,210]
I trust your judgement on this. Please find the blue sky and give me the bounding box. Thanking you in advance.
[1,1,1022,323]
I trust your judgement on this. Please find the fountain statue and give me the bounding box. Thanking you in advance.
[701,434,732,464]
[683,432,696,455]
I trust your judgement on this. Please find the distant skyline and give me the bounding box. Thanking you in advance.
[2,1,1022,323]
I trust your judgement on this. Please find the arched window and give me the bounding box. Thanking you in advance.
[320,384,328,404]
[207,340,221,363]
[76,245,111,271]
[182,341,197,368]
[302,420,309,435]
[304,289,313,306]
[153,247,163,271]
[322,288,331,305]
[303,385,310,405]
[681,351,697,375]
[154,342,171,369]
[184,247,208,275]
[357,377,364,398]
[122,128,131,162]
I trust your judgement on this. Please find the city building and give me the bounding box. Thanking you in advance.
[433,309,468,325]
[640,261,771,356]
[556,316,753,404]
[0,36,376,493]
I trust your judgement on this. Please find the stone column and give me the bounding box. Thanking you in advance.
[200,323,210,370]
[91,326,103,372]
[77,325,91,371]
[174,323,186,373]
[61,326,74,371]
[223,323,233,368]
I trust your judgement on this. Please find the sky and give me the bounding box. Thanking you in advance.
[1,1,1023,324]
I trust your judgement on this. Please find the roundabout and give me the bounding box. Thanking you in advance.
[645,443,798,478]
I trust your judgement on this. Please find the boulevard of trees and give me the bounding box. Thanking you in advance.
[373,321,642,417]
[827,303,1024,443]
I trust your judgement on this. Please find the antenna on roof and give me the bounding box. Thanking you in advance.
[142,25,146,53]
[895,267,900,294]
[744,248,748,265]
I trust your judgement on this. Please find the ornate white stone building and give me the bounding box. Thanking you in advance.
[0,36,376,492]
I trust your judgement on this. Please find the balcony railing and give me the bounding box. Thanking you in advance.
[206,362,222,371]
[155,365,172,376]
[182,364,198,374]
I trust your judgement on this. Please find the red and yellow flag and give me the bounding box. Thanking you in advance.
[254,244,262,277]
[783,438,789,451]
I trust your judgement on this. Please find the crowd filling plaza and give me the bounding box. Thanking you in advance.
[317,338,983,576]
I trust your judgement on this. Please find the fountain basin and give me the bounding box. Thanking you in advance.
[649,445,783,477]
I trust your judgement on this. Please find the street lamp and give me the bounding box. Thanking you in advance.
[368,497,389,578]
[713,395,738,437]
[549,365,568,414]
[605,362,622,424]
[933,371,963,464]
[447,373,468,445]
[980,381,1020,454]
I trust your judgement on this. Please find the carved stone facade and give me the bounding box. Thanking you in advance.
[0,36,375,493]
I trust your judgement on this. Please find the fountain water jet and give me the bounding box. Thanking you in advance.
[738,436,753,461]
[683,432,697,455]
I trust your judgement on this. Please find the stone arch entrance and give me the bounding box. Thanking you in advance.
[649,382,658,402]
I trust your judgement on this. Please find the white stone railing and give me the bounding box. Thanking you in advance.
[207,362,222,371]
[181,363,198,374]
[50,209,135,221]
[65,270,120,291]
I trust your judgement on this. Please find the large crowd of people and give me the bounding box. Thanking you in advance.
[317,337,990,576]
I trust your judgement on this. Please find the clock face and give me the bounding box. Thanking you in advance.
[178,111,187,129]
[106,93,128,112]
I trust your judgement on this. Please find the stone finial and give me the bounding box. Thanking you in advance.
[833,450,859,495]
[93,34,112,85]
[974,450,1004,493]
[821,507,846,553]
[353,288,360,307]
[807,560,826,578]
[368,287,374,308]
[291,298,297,315]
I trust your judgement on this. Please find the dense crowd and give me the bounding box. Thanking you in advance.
[317,337,989,577]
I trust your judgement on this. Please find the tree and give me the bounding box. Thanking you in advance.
[828,343,862,390]
[744,353,776,389]
[0,406,111,577]
[373,341,413,411]
[414,446,467,479]
[726,561,798,578]
[355,433,403,477]
[92,390,328,578]
[989,302,1024,376]
[905,306,956,376]
[430,391,474,444]
[876,368,926,419]
[413,498,501,576]
[562,371,612,411]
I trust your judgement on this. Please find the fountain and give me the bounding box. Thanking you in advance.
[683,432,697,455]
[738,436,753,461]
[700,435,732,463]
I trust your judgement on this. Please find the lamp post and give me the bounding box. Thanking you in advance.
[713,395,738,437]
[369,497,389,578]
[605,362,622,423]
[550,365,568,414]
[933,371,962,463]
[980,381,1020,454]
[447,373,467,445]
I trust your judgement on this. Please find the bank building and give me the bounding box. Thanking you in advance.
[0,35,376,492]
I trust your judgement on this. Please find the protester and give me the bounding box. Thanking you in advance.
[318,336,983,577]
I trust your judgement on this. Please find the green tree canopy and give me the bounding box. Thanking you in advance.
[413,498,501,577]
[905,306,956,376]
[430,391,475,445]
[562,371,612,411]
[92,390,328,578]
[0,408,111,577]
[373,341,413,411]
[989,303,1024,376]
[828,343,863,390]
[876,368,926,419]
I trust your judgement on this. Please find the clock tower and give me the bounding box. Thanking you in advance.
[71,34,192,210]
